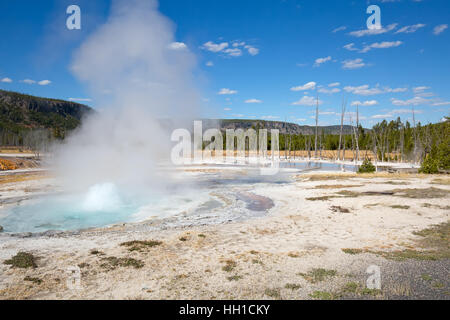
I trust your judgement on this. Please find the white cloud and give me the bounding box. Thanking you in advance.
[385,87,408,93]
[432,101,450,106]
[202,40,259,57]
[413,86,430,93]
[344,85,383,95]
[343,43,358,51]
[245,99,262,104]
[314,56,331,67]
[332,26,347,33]
[223,48,242,57]
[205,61,214,67]
[344,85,407,95]
[291,81,316,91]
[395,24,426,34]
[218,88,238,95]
[318,87,340,94]
[22,79,36,84]
[201,41,229,52]
[351,100,378,106]
[348,23,398,37]
[292,95,322,106]
[391,96,429,106]
[372,114,394,119]
[223,107,231,111]
[245,45,259,56]
[360,41,403,53]
[342,58,365,70]
[168,42,187,50]
[1,78,12,83]
[433,24,448,35]
[68,98,92,102]
[328,82,340,87]
[261,115,279,120]
[38,80,51,86]
[231,114,244,118]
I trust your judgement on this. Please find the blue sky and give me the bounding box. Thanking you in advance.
[0,0,449,127]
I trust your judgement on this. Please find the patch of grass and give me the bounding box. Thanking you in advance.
[368,249,446,261]
[389,205,410,209]
[24,276,42,285]
[342,282,360,294]
[392,187,449,199]
[100,256,144,270]
[4,252,37,269]
[120,240,162,252]
[306,196,332,201]
[78,262,89,269]
[222,259,237,272]
[361,288,382,296]
[383,181,410,185]
[421,274,432,282]
[432,282,444,289]
[342,248,363,255]
[179,237,188,242]
[249,250,259,255]
[313,184,363,189]
[90,249,105,255]
[336,190,361,198]
[227,275,243,281]
[288,252,300,258]
[330,206,350,213]
[413,222,449,251]
[198,234,206,238]
[309,291,336,300]
[431,178,450,186]
[252,259,263,265]
[264,288,281,299]
[285,283,301,290]
[298,268,337,283]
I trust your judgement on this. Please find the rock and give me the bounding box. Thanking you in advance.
[0,225,3,232]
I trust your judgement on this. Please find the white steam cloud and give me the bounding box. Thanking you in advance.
[54,0,200,192]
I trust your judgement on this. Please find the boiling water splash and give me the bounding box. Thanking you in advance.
[82,183,123,212]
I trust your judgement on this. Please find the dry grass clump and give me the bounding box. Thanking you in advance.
[298,268,337,283]
[120,240,163,252]
[3,252,37,269]
[391,187,448,199]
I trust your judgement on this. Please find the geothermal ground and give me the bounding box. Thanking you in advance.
[0,162,449,300]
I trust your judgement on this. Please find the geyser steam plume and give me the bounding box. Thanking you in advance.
[55,0,200,192]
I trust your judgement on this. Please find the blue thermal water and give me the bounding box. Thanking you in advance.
[0,183,143,233]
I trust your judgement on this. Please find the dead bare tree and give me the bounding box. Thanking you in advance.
[314,94,319,158]
[337,97,347,161]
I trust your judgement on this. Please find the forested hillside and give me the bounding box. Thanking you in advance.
[0,89,93,146]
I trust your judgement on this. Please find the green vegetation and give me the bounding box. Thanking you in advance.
[227,275,242,281]
[4,252,37,269]
[298,268,337,283]
[120,240,162,252]
[264,288,281,299]
[285,283,301,290]
[358,159,376,173]
[100,256,144,270]
[24,276,43,285]
[222,260,237,272]
[0,89,92,147]
[342,248,363,255]
[309,291,336,300]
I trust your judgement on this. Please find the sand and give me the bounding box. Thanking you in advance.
[0,167,448,300]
